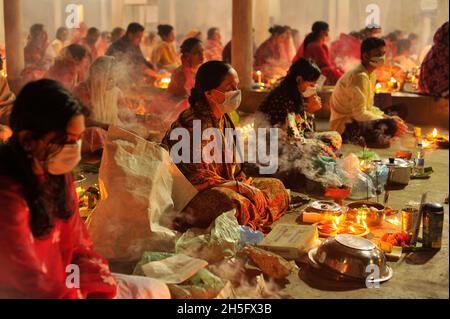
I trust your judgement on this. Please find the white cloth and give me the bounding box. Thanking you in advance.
[114,273,171,299]
[330,64,385,134]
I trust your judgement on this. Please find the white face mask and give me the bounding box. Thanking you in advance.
[303,86,317,98]
[216,89,242,114]
[46,140,82,175]
[369,55,386,68]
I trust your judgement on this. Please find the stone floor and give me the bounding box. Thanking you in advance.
[83,121,449,299]
[276,122,449,299]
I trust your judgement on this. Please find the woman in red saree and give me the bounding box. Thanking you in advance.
[21,24,55,84]
[162,61,289,232]
[0,80,169,299]
[254,26,291,82]
[45,44,88,91]
[293,21,343,85]
[419,21,449,98]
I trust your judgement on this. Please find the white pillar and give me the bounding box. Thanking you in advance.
[100,0,109,31]
[254,0,270,47]
[111,0,124,28]
[53,0,62,31]
[232,0,254,89]
[3,0,24,93]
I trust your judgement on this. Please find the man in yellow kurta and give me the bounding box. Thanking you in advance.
[330,37,407,147]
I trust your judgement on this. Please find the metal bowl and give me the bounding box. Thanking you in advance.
[346,201,386,226]
[308,234,393,283]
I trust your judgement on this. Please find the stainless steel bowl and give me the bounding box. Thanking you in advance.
[346,201,385,226]
[308,234,393,283]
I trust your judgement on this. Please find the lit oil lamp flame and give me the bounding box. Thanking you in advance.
[349,226,356,233]
[432,128,438,139]
[335,216,340,225]
[387,216,401,226]
[390,77,397,83]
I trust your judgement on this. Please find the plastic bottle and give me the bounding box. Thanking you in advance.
[415,142,425,174]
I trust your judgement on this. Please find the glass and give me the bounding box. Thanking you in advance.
[401,206,419,234]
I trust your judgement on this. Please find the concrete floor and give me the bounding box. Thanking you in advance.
[84,121,449,299]
[277,123,449,299]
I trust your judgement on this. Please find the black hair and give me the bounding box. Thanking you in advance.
[56,26,68,40]
[207,27,219,40]
[30,24,45,40]
[303,21,329,50]
[111,27,125,41]
[126,23,145,35]
[280,58,321,104]
[350,31,364,40]
[87,27,100,37]
[1,79,88,238]
[188,61,232,108]
[67,44,87,61]
[157,24,174,39]
[396,39,412,55]
[383,32,398,42]
[181,37,202,55]
[361,37,386,59]
[268,25,289,37]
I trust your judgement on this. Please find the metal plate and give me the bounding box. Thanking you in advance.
[310,200,341,212]
[335,234,376,250]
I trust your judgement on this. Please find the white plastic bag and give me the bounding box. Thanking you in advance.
[86,126,198,262]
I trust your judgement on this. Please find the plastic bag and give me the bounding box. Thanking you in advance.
[86,126,198,262]
[175,210,241,264]
[239,226,265,247]
[336,154,376,200]
[132,252,231,299]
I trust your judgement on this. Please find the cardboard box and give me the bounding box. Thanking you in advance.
[258,224,320,260]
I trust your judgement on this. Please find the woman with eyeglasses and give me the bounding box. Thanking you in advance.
[0,80,169,299]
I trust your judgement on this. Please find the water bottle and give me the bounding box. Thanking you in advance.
[415,142,425,174]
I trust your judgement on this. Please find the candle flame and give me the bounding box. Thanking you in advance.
[376,83,382,89]
[349,226,356,233]
[335,216,340,225]
[432,128,438,138]
[256,71,262,76]
[390,77,397,83]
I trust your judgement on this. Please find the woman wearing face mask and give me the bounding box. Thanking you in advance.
[258,58,343,190]
[259,58,341,153]
[0,79,170,299]
[293,21,343,85]
[151,25,181,72]
[330,38,408,148]
[254,25,292,82]
[162,61,289,233]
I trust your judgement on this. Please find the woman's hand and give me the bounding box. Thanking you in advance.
[304,96,322,114]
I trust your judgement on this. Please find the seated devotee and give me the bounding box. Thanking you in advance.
[21,24,56,83]
[291,29,301,50]
[419,21,449,98]
[293,21,343,85]
[70,22,88,45]
[74,56,145,154]
[204,27,224,61]
[168,38,205,99]
[393,39,418,72]
[52,27,70,56]
[111,27,126,43]
[106,23,164,87]
[279,26,297,66]
[0,56,15,126]
[45,44,87,91]
[259,57,341,152]
[162,61,289,232]
[408,33,420,61]
[97,31,112,57]
[330,38,408,148]
[254,25,292,82]
[82,27,101,64]
[152,24,181,72]
[0,79,170,299]
[330,32,362,72]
